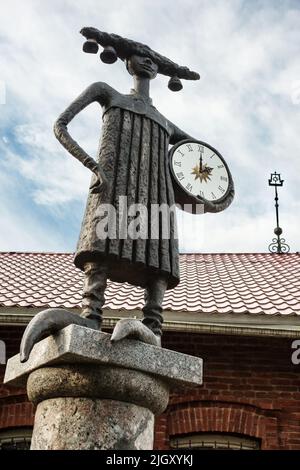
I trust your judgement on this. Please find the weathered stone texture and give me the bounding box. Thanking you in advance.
[31,398,154,450]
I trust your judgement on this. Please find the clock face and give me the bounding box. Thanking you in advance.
[170,141,230,203]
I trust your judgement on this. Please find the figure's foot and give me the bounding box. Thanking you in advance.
[20,308,100,363]
[111,318,161,346]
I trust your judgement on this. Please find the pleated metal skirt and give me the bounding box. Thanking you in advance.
[75,107,179,289]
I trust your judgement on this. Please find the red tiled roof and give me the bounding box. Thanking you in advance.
[0,252,299,315]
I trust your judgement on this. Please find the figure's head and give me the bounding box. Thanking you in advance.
[126,54,158,80]
[80,28,200,90]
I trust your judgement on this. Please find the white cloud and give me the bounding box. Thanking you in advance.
[0,0,299,252]
[13,123,91,205]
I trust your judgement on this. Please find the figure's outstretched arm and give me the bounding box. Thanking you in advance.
[169,121,195,145]
[53,82,112,174]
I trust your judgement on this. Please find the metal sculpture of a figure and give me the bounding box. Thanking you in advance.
[20,28,200,362]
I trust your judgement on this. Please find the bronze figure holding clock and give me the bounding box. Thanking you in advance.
[20,27,234,362]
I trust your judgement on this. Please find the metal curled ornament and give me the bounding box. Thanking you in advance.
[268,237,290,254]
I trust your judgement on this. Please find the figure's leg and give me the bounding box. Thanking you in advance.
[81,262,108,329]
[142,276,168,337]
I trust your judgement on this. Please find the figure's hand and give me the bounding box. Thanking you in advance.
[90,164,108,194]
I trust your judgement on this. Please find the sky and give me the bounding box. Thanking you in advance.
[0,0,299,254]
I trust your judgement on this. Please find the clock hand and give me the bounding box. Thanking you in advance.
[199,153,203,173]
[205,165,213,173]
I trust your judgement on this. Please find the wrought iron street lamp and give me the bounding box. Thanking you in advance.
[268,172,290,253]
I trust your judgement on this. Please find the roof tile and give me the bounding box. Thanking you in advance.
[0,252,299,316]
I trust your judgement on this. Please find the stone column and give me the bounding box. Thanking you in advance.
[28,365,168,450]
[4,324,202,450]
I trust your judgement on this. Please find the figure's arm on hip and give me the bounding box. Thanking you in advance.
[53,82,112,174]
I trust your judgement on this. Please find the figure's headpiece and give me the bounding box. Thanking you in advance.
[80,27,200,92]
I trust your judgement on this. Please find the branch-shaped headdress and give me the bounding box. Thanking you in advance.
[80,27,200,91]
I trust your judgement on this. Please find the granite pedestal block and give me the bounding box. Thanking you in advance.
[4,324,203,450]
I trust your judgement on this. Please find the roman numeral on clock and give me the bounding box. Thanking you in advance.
[176,172,184,181]
[186,183,193,192]
[218,185,225,194]
[174,161,181,167]
[186,144,193,152]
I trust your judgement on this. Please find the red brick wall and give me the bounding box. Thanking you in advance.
[0,326,34,431]
[154,332,300,450]
[1,326,300,450]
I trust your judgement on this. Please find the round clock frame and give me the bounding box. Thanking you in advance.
[169,139,235,213]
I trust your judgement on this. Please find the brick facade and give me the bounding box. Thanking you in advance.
[0,327,34,431]
[1,326,300,450]
[158,333,300,450]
